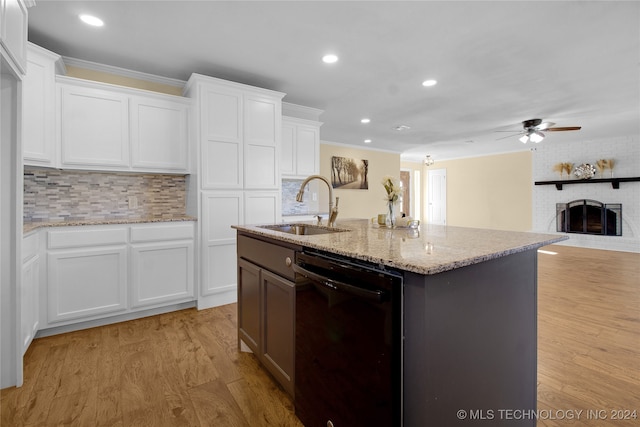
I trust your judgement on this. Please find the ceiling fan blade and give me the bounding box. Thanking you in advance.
[546,126,581,132]
[495,133,521,141]
[536,121,555,130]
[494,130,523,132]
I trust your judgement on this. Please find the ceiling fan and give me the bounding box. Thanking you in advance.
[497,118,581,143]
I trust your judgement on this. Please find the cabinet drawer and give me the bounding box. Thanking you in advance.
[48,227,128,249]
[130,222,194,243]
[237,234,297,281]
[23,232,39,262]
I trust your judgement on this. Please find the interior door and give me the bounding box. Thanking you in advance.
[427,168,446,225]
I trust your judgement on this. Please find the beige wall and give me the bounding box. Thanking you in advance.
[65,65,183,96]
[424,151,532,231]
[319,143,401,220]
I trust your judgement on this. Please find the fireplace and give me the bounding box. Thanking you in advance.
[556,200,622,236]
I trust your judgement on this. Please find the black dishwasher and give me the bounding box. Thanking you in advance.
[293,250,402,427]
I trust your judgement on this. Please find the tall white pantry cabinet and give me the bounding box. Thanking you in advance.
[184,74,285,309]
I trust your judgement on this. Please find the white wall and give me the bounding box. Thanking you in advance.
[532,135,640,253]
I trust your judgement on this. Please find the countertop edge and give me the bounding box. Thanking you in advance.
[24,216,198,234]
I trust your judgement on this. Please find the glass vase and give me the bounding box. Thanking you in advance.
[386,201,397,228]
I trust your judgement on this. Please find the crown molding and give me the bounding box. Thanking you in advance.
[282,102,323,121]
[61,56,186,89]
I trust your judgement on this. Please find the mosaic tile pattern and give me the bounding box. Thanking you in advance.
[24,168,188,223]
[282,178,320,215]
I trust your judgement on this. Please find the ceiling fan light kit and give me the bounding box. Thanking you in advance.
[500,118,581,144]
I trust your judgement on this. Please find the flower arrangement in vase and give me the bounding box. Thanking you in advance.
[381,175,401,227]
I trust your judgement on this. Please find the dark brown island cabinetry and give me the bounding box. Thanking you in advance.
[234,220,565,426]
[237,233,302,396]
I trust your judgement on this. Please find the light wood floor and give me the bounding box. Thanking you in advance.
[1,244,638,426]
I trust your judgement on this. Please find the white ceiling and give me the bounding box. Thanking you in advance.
[27,1,640,162]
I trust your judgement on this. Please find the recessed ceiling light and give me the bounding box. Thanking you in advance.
[422,79,437,87]
[364,139,372,144]
[361,118,371,124]
[322,54,338,64]
[79,14,104,27]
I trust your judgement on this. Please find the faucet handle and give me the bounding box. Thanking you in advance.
[314,215,323,225]
[334,197,340,207]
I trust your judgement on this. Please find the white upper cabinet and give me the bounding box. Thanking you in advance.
[56,76,191,173]
[23,43,63,167]
[244,94,280,189]
[281,116,321,178]
[184,74,284,190]
[200,85,244,189]
[130,95,189,172]
[280,104,323,179]
[0,0,28,75]
[59,82,131,169]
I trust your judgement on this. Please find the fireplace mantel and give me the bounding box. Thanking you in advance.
[534,176,640,190]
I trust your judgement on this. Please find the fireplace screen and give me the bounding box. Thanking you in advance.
[556,200,622,236]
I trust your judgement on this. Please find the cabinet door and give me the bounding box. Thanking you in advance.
[244,94,280,189]
[296,124,319,176]
[59,84,130,169]
[23,46,57,166]
[237,258,261,354]
[244,191,280,225]
[130,96,189,172]
[201,86,243,189]
[280,121,296,176]
[0,0,28,74]
[201,192,243,299]
[47,246,127,323]
[130,241,194,308]
[21,256,39,355]
[261,270,295,396]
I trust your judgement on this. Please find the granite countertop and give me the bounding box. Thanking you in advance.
[233,218,568,275]
[24,215,197,234]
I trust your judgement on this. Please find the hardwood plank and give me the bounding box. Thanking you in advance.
[54,327,102,398]
[161,313,219,388]
[45,387,98,426]
[188,379,249,427]
[20,343,70,425]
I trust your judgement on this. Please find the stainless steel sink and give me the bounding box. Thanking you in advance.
[259,223,348,236]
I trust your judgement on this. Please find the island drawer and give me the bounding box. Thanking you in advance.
[237,234,297,281]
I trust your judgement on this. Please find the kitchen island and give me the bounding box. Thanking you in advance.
[233,219,567,426]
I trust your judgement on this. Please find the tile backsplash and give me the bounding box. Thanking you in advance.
[24,168,188,222]
[282,179,320,216]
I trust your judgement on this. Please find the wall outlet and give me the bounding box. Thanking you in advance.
[312,192,317,201]
[128,196,138,209]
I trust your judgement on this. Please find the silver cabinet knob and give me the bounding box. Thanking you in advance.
[285,256,292,267]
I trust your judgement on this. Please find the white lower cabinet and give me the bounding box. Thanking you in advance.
[130,223,194,308]
[244,191,280,225]
[47,246,128,323]
[41,222,195,329]
[201,192,243,305]
[21,233,40,355]
[200,191,279,309]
